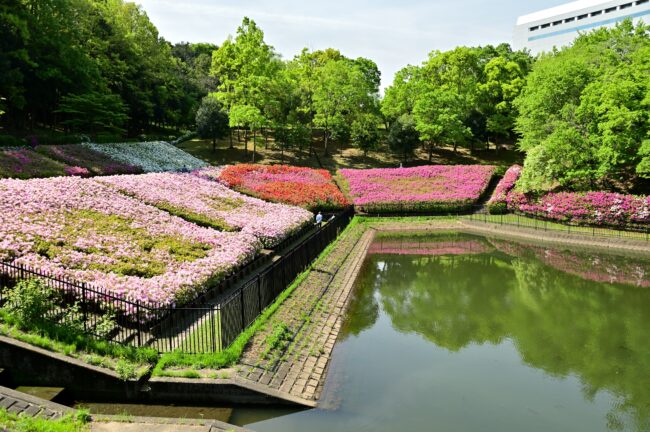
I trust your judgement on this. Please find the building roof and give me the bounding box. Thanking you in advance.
[516,0,613,25]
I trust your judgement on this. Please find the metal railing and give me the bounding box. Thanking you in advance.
[0,208,354,354]
[465,212,650,242]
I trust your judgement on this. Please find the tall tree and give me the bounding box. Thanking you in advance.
[196,96,229,151]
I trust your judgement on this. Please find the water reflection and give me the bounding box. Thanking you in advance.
[341,233,650,431]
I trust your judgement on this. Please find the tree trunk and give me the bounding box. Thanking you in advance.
[252,129,257,163]
[453,142,457,153]
[428,142,433,162]
[229,129,234,149]
[237,128,241,142]
[264,129,269,150]
[323,129,329,156]
[212,136,216,152]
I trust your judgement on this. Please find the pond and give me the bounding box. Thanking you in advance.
[231,232,650,432]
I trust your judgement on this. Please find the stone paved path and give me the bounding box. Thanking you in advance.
[0,385,73,420]
[236,224,374,404]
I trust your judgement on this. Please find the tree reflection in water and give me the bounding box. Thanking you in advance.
[341,232,650,431]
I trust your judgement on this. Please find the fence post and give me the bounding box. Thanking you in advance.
[211,306,217,353]
[136,300,142,347]
[240,287,246,332]
[81,283,88,332]
[257,275,262,314]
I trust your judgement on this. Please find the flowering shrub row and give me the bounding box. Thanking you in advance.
[97,173,312,248]
[487,165,522,214]
[37,144,143,176]
[0,148,70,179]
[219,164,349,211]
[339,165,496,213]
[0,177,259,306]
[507,191,650,227]
[83,141,208,173]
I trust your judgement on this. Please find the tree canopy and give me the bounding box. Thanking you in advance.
[514,20,650,193]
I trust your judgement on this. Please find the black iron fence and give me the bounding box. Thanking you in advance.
[465,212,650,242]
[0,208,353,354]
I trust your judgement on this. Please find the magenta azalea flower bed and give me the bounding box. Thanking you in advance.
[97,172,312,248]
[36,144,143,176]
[487,165,522,214]
[0,148,70,179]
[0,177,259,306]
[507,191,650,228]
[339,165,496,213]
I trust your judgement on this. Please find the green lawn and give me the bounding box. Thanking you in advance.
[177,134,524,174]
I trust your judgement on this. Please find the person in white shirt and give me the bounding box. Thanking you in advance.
[315,211,323,226]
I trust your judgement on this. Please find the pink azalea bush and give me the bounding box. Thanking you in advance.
[63,166,91,177]
[487,165,522,214]
[96,172,312,248]
[339,165,496,213]
[0,177,259,306]
[507,191,650,228]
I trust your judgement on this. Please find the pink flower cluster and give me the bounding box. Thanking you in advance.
[487,165,522,214]
[0,177,259,305]
[339,165,496,213]
[507,191,650,227]
[64,166,91,177]
[96,173,311,248]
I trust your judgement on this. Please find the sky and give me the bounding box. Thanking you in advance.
[135,0,569,89]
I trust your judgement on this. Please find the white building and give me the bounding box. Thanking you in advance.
[514,0,650,54]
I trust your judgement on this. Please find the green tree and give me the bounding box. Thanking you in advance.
[229,104,264,161]
[196,96,229,151]
[478,56,526,150]
[388,114,420,163]
[56,91,128,136]
[413,88,471,161]
[514,21,650,192]
[351,113,381,156]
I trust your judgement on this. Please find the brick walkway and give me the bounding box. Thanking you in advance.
[236,224,375,404]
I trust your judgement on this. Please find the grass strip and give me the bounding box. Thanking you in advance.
[152,218,361,375]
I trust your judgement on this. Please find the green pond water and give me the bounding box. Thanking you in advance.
[231,232,650,432]
[75,233,650,431]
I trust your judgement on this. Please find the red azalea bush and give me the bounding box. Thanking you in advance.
[487,165,522,214]
[218,164,349,211]
[507,191,650,228]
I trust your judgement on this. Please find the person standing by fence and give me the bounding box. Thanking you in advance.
[315,211,323,227]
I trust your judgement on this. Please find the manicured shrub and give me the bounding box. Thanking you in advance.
[0,148,69,179]
[339,165,496,213]
[37,144,142,176]
[507,190,650,228]
[82,141,208,173]
[97,172,312,248]
[0,176,259,307]
[487,165,522,214]
[219,164,349,211]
